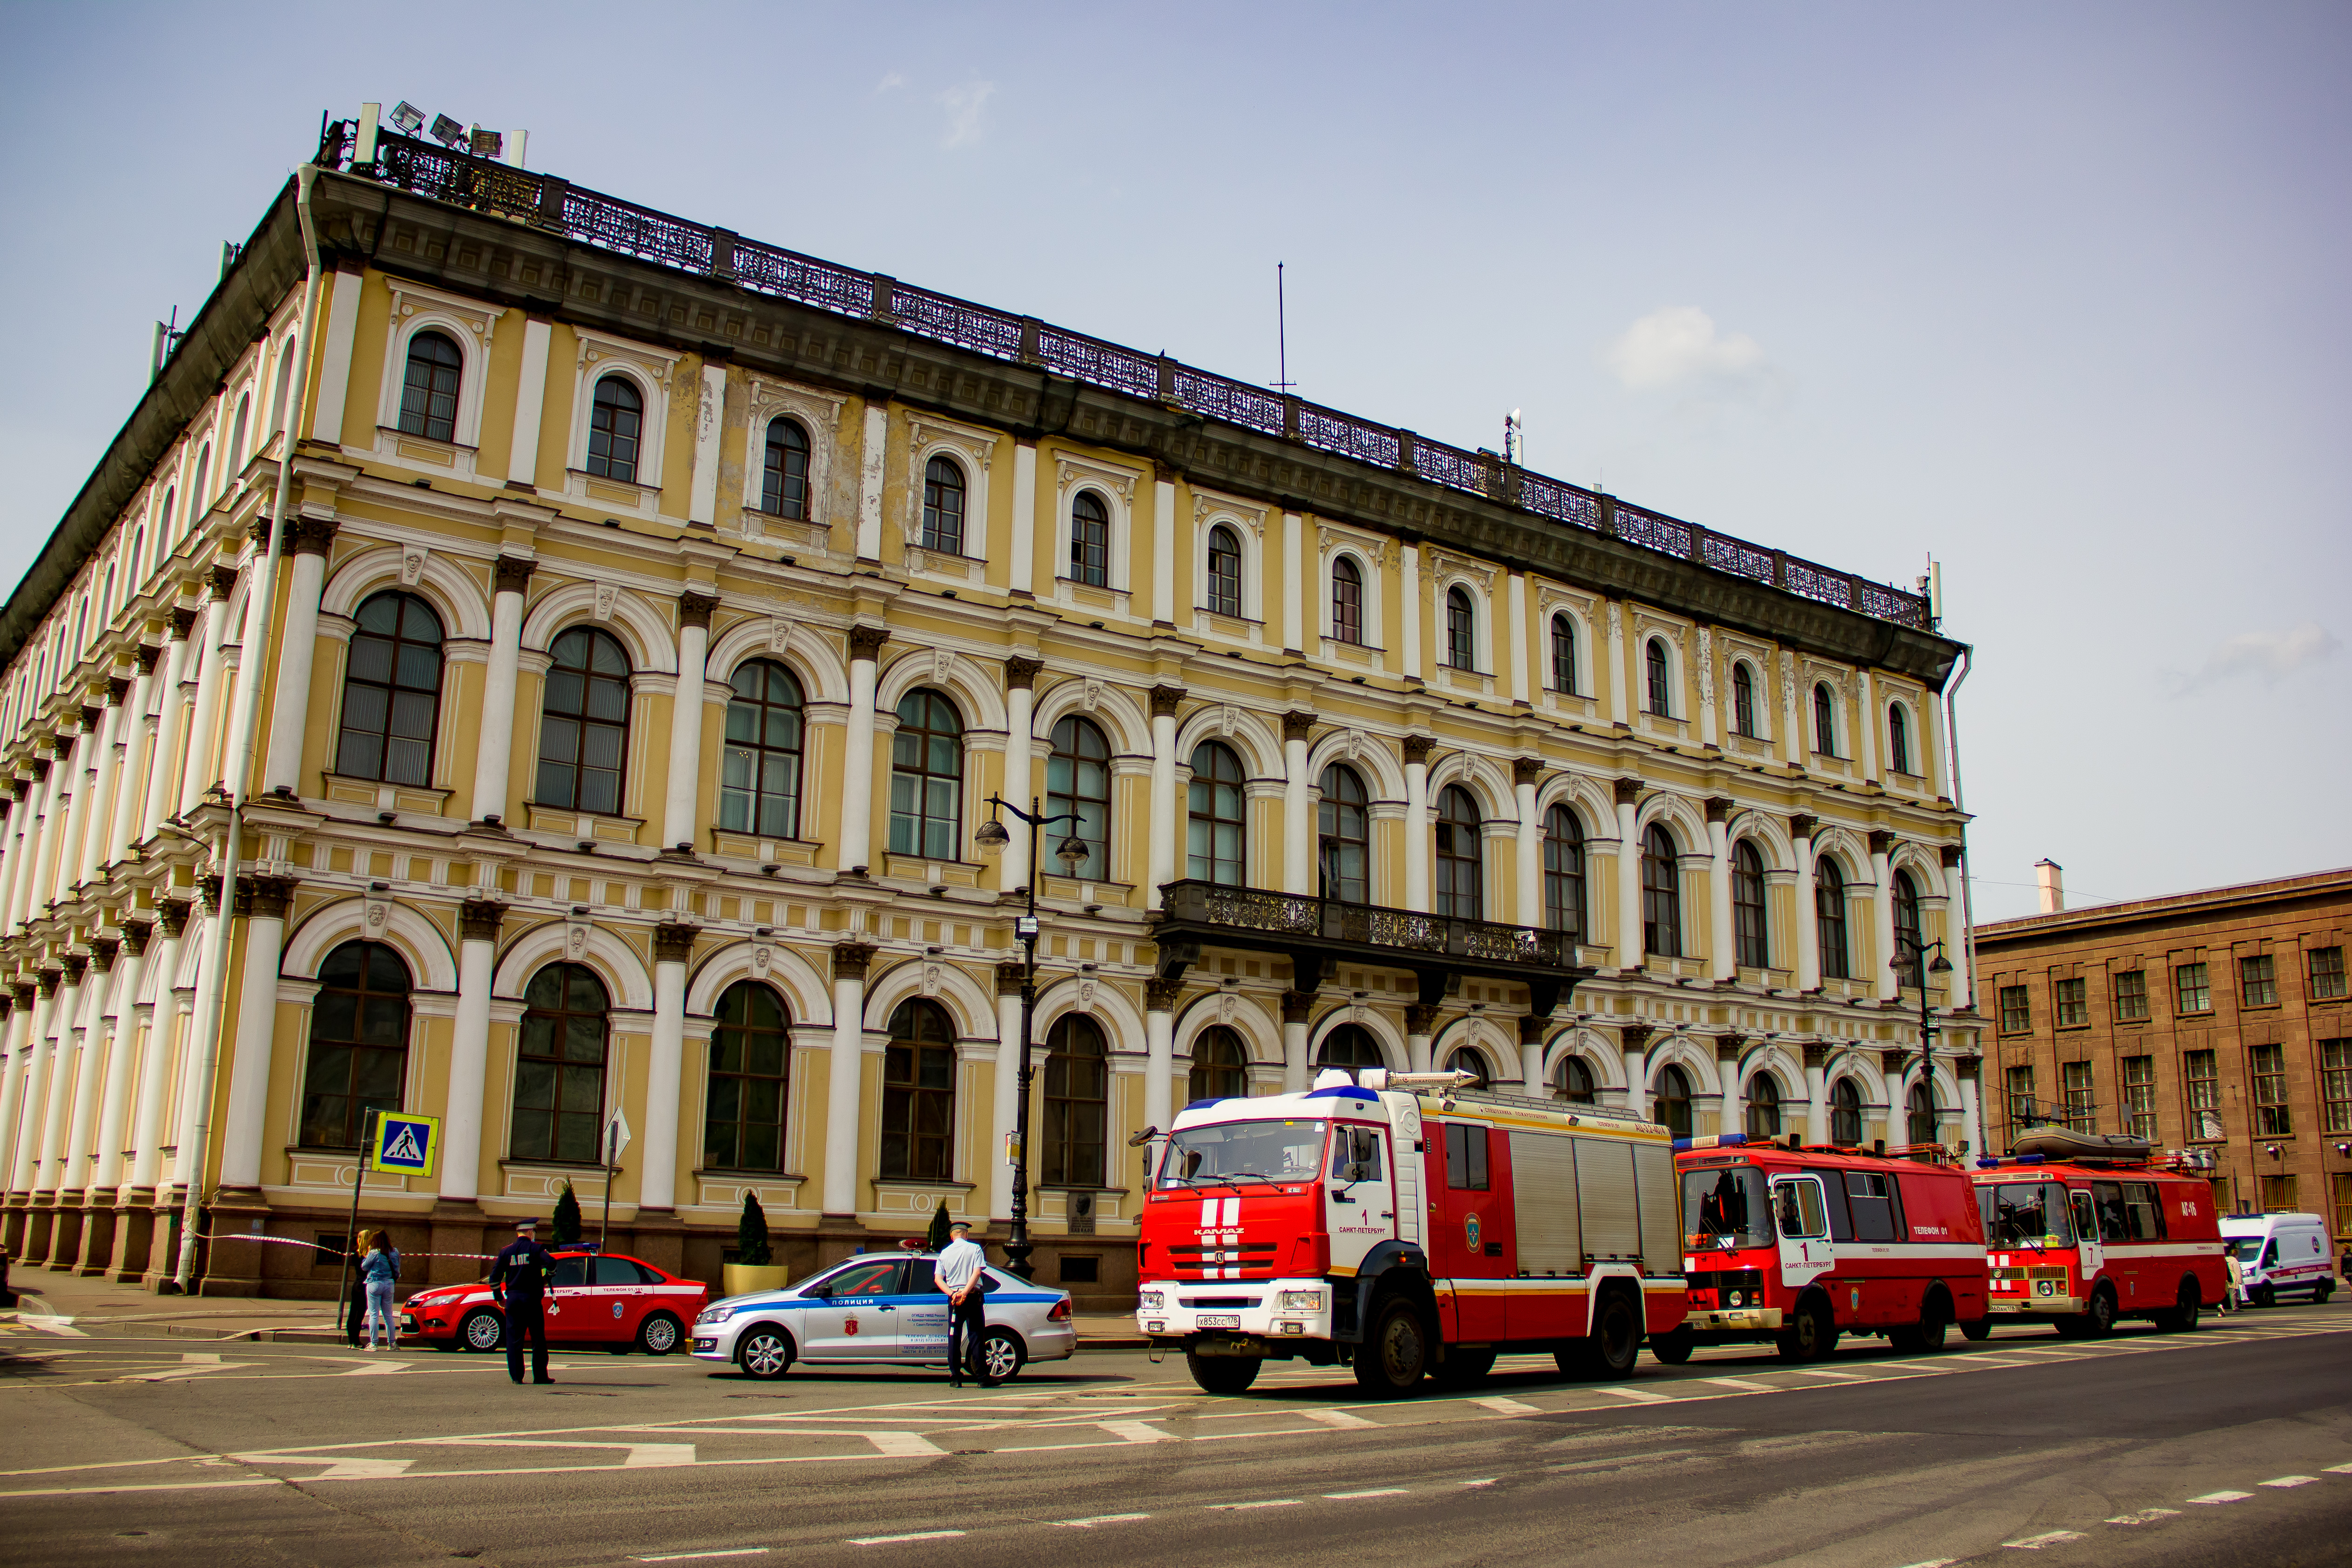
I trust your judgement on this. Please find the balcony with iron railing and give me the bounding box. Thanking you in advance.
[322,122,1934,634]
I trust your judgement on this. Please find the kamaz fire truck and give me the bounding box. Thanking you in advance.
[1970,1129,2227,1336]
[1674,1135,1990,1361]
[1135,1067,1686,1395]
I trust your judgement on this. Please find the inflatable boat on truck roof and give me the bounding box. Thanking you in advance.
[1136,1067,1687,1396]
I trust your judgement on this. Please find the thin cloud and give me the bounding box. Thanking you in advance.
[1604,305,1767,391]
[937,81,995,148]
[2163,622,2340,695]
[874,71,908,94]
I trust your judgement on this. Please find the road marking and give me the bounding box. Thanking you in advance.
[1051,1514,1151,1528]
[2327,1463,2352,1474]
[1325,1487,1409,1498]
[1458,1478,1497,1487]
[632,1552,769,1562]
[1889,1559,1956,1568]
[1212,1498,1302,1509]
[861,1432,944,1457]
[1099,1420,1174,1444]
[1700,1376,1779,1391]
[1473,1397,1542,1414]
[304,1457,418,1481]
[849,1531,964,1546]
[2187,1491,2252,1504]
[1595,1385,1676,1403]
[1786,1367,1871,1381]
[13,1315,87,1337]
[122,1353,260,1382]
[2260,1475,2320,1488]
[1301,1409,1382,1429]
[2105,1508,2180,1525]
[2004,1530,2086,1549]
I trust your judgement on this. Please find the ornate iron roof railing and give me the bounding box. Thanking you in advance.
[354,130,1929,631]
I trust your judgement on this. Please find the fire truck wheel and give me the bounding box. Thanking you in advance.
[1890,1290,1951,1354]
[1354,1298,1433,1395]
[1959,1317,1994,1342]
[1647,1326,1696,1365]
[1432,1347,1496,1387]
[2076,1286,2117,1338]
[1186,1351,1260,1394]
[2154,1278,2200,1333]
[1559,1291,1641,1380]
[1774,1296,1838,1363]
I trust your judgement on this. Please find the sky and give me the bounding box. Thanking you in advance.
[0,1,2344,922]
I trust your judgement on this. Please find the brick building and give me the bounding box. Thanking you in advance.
[1975,868,2352,1238]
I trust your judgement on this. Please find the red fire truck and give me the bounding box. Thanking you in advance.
[1136,1068,1686,1395]
[1673,1136,1991,1360]
[1970,1130,2227,1336]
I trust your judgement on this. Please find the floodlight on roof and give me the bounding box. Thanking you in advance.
[389,101,425,135]
[429,113,466,147]
[468,127,503,159]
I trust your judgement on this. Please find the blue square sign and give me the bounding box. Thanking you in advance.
[370,1112,439,1178]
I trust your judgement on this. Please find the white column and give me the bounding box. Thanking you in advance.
[1614,781,1643,968]
[107,650,159,867]
[1399,545,1422,676]
[1281,712,1314,895]
[180,574,237,815]
[0,991,34,1197]
[687,360,727,526]
[1792,817,1821,992]
[80,686,128,886]
[25,750,70,927]
[1150,473,1177,626]
[1707,802,1735,983]
[1147,687,1180,908]
[1804,1049,1830,1145]
[506,317,553,487]
[1958,1063,1983,1157]
[1008,443,1038,597]
[1857,670,1880,785]
[1002,661,1038,882]
[9,980,58,1191]
[469,559,532,824]
[991,966,1023,1221]
[1144,979,1177,1144]
[1281,511,1305,654]
[126,908,190,1195]
[308,262,364,445]
[50,726,91,903]
[142,616,196,841]
[1940,849,1974,1008]
[169,913,220,1196]
[836,629,883,874]
[262,526,333,795]
[1513,760,1542,929]
[217,878,293,1190]
[1606,603,1629,726]
[822,944,872,1216]
[1519,1020,1544,1097]
[1871,832,1899,1003]
[642,925,691,1211]
[1696,628,1720,748]
[1621,1027,1650,1120]
[88,935,148,1193]
[35,967,87,1194]
[661,594,714,853]
[854,401,888,562]
[1403,739,1431,913]
[0,781,35,939]
[1505,572,1529,705]
[1405,1004,1436,1075]
[441,900,501,1204]
[1780,652,1803,767]
[1281,992,1311,1094]
[1719,1049,1744,1136]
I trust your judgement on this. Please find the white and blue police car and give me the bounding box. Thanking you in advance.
[692,1251,1077,1381]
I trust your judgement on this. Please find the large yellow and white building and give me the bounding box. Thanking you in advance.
[0,118,1979,1299]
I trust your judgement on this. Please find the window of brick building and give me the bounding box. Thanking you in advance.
[2251,1043,2291,1137]
[2260,1174,2298,1213]
[2062,1061,2095,1133]
[2308,946,2346,1002]
[2055,977,2088,1028]
[2334,1173,2352,1240]
[2322,1041,2352,1135]
[2114,969,2149,1022]
[2174,962,2211,1016]
[1999,985,2032,1034]
[2005,1065,2036,1137]
[2241,953,2278,1008]
[2184,1049,2220,1137]
[2122,1056,2157,1141]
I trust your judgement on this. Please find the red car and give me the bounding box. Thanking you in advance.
[400,1250,710,1356]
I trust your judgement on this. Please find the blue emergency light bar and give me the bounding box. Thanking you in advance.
[1673,1134,1750,1153]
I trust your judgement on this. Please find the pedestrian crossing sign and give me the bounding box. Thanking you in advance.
[369,1112,440,1178]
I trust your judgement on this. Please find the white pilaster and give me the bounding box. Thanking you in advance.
[126,915,188,1195]
[506,317,553,487]
[1151,475,1177,625]
[1009,442,1038,596]
[836,632,881,874]
[992,973,1022,1220]
[1281,998,1310,1094]
[1144,983,1175,1149]
[822,947,871,1216]
[9,984,57,1191]
[180,586,235,815]
[855,401,888,562]
[1708,808,1735,983]
[308,265,364,445]
[107,654,158,866]
[1399,545,1422,677]
[1002,664,1036,882]
[80,690,128,885]
[1147,692,1179,908]
[1858,670,1880,784]
[687,361,727,526]
[217,894,290,1190]
[35,972,85,1193]
[1505,572,1529,705]
[1402,745,1430,914]
[1871,835,1899,1003]
[1281,716,1312,895]
[469,562,531,824]
[1607,603,1629,726]
[642,933,689,1211]
[1793,821,1821,993]
[441,907,499,1204]
[660,598,713,852]
[0,998,32,1196]
[1615,787,1642,967]
[262,539,330,795]
[88,942,147,1192]
[1281,511,1304,653]
[1804,1051,1830,1145]
[142,626,195,841]
[1513,765,1541,928]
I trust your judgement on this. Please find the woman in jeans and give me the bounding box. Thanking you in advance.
[360,1231,402,1351]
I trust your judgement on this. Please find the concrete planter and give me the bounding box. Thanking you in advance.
[722,1264,791,1298]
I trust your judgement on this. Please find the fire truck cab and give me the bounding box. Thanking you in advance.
[1136,1068,1687,1396]
[1971,1131,2226,1337]
[1674,1136,1990,1361]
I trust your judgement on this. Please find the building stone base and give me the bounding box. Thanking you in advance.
[108,1189,155,1283]
[71,1193,116,1276]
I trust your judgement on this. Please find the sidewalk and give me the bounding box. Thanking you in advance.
[2,1268,1148,1349]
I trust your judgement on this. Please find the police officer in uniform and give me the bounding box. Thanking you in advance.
[489,1217,558,1385]
[935,1219,992,1387]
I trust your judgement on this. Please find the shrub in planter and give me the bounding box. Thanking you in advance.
[553,1183,584,1244]
[723,1192,788,1297]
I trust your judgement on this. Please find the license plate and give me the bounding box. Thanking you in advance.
[399,1315,416,1330]
[1197,1314,1242,1329]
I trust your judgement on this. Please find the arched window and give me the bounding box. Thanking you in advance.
[271,342,297,433]
[920,455,965,554]
[1745,1075,1782,1139]
[1043,1014,1109,1188]
[720,659,804,839]
[1830,1077,1863,1146]
[1331,556,1365,646]
[1435,785,1483,918]
[889,690,963,860]
[1642,825,1682,957]
[1046,716,1111,881]
[1732,840,1769,969]
[1186,741,1245,885]
[1732,662,1757,738]
[1543,805,1585,941]
[1318,764,1369,904]
[1907,1080,1937,1147]
[297,941,411,1149]
[1888,703,1912,774]
[398,330,462,444]
[1189,1026,1249,1103]
[881,1000,957,1180]
[1550,615,1577,694]
[1447,1049,1491,1091]
[188,447,211,532]
[1444,586,1475,670]
[761,417,809,518]
[1555,1056,1596,1104]
[1892,868,1923,989]
[1654,1064,1693,1139]
[1316,1024,1385,1074]
[229,393,252,470]
[1646,638,1672,716]
[534,627,631,815]
[1204,525,1244,618]
[511,963,610,1164]
[1070,490,1110,587]
[586,375,644,483]
[705,982,790,1172]
[1816,858,1850,980]
[337,591,444,787]
[1813,682,1837,756]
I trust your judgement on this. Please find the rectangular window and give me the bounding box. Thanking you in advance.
[1844,1171,1902,1243]
[2323,1041,2352,1135]
[2241,953,2278,1007]
[1444,1123,1490,1191]
[2312,946,2349,1002]
[2005,1065,2036,1135]
[2334,1174,2352,1241]
[2055,977,2089,1028]
[1999,985,2032,1034]
[2251,1043,2291,1137]
[2062,1061,2096,1133]
[2210,1175,2232,1214]
[2174,962,2211,1015]
[2121,1180,2164,1241]
[2122,1056,2157,1142]
[2184,1049,2222,1141]
[2114,969,2149,1022]
[2260,1173,2298,1213]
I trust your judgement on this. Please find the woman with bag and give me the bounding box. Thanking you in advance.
[360,1230,403,1351]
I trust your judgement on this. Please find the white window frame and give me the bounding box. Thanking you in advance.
[563,325,684,514]
[372,281,507,478]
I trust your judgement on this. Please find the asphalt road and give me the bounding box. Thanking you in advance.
[5,1303,2351,1567]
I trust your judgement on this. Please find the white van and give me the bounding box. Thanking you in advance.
[2219,1212,2336,1306]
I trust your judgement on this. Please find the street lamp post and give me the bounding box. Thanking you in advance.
[972,794,1090,1279]
[1895,935,1956,1150]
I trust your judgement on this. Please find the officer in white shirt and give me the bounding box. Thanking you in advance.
[935,1220,991,1386]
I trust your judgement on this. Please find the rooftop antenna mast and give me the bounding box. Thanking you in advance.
[1274,262,1294,395]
